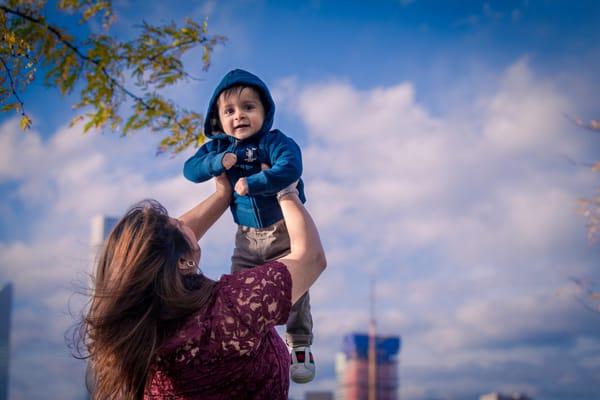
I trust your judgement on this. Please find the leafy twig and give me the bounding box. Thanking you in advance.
[564,113,600,132]
[0,54,31,128]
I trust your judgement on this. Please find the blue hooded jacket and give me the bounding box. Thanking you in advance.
[183,69,306,228]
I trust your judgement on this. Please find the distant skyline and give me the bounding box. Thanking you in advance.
[1,1,600,399]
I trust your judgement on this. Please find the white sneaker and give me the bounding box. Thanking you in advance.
[290,346,316,384]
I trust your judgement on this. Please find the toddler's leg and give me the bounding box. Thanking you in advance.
[285,292,313,347]
[231,225,261,273]
[263,219,292,261]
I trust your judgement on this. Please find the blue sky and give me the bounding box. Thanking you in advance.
[1,1,600,399]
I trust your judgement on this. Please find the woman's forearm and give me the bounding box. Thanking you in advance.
[278,194,326,304]
[280,195,321,257]
[179,178,231,241]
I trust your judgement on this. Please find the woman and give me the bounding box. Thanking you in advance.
[80,174,326,399]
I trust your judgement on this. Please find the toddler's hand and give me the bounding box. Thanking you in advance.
[222,153,237,170]
[234,178,249,196]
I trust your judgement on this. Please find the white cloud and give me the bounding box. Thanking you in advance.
[285,58,594,263]
[0,119,44,181]
[482,59,575,155]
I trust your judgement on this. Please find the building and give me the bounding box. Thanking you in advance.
[336,333,401,400]
[90,215,118,251]
[89,215,118,271]
[0,283,13,400]
[86,215,118,398]
[306,392,334,400]
[480,393,533,400]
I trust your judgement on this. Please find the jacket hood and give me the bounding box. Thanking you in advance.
[204,69,275,140]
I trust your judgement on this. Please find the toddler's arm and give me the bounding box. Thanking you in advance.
[244,131,302,195]
[183,140,235,183]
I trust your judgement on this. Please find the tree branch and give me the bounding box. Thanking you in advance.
[1,5,93,62]
[0,55,26,115]
[559,154,596,169]
[144,38,203,81]
[564,113,600,132]
[1,4,186,131]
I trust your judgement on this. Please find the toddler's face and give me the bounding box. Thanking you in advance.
[217,87,265,140]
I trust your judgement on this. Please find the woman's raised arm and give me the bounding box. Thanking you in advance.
[179,174,231,241]
[277,192,327,304]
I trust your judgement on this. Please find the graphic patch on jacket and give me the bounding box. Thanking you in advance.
[244,145,258,163]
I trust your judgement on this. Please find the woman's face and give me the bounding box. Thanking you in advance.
[173,218,201,266]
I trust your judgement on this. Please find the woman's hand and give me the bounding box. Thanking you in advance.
[179,174,231,241]
[215,173,232,197]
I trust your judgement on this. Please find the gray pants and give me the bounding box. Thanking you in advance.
[231,219,313,347]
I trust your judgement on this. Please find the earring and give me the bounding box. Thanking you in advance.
[179,258,197,272]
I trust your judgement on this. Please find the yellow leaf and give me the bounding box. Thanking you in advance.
[5,31,16,46]
[19,115,32,130]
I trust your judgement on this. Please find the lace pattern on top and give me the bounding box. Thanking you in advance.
[212,260,291,356]
[151,261,291,364]
[146,261,292,400]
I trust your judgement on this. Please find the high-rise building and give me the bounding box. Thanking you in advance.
[0,283,13,400]
[336,333,401,400]
[90,215,118,251]
[86,215,118,398]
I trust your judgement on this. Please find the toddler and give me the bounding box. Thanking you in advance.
[183,69,316,384]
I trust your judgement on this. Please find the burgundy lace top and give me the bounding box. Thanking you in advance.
[145,261,292,400]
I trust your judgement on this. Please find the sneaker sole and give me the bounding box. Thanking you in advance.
[290,369,315,384]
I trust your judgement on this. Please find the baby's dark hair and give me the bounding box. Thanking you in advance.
[219,85,260,102]
[210,85,266,133]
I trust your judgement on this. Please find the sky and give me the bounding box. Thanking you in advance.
[1,0,600,399]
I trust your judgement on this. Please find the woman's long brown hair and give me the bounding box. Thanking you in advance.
[79,200,217,400]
